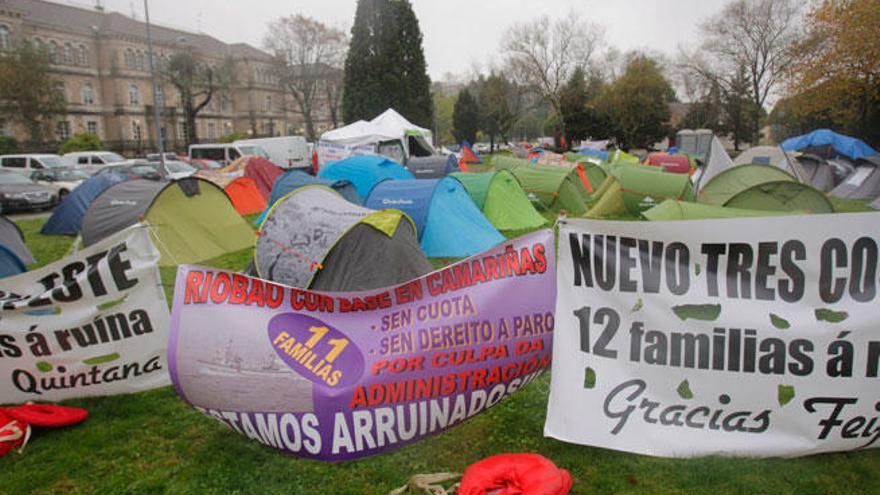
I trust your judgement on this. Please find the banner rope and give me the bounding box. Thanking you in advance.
[142,220,182,267]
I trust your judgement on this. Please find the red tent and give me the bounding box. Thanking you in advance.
[196,156,283,200]
[645,152,692,174]
[224,177,267,215]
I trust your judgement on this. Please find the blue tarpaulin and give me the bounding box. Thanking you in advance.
[41,173,128,235]
[577,149,610,161]
[365,177,504,258]
[781,129,877,161]
[318,155,414,198]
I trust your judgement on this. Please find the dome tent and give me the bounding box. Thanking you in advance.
[407,154,460,179]
[364,177,505,258]
[586,163,695,219]
[81,178,255,265]
[224,177,266,215]
[698,165,833,213]
[196,155,283,199]
[450,171,547,232]
[643,199,803,221]
[41,173,128,235]
[829,155,880,200]
[0,215,35,266]
[255,186,432,291]
[732,146,810,184]
[493,156,591,215]
[255,169,360,225]
[318,154,414,198]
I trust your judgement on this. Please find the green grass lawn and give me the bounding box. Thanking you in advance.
[2,215,879,495]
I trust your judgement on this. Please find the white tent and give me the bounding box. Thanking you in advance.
[693,135,734,191]
[317,109,434,166]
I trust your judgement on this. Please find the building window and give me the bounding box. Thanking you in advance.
[136,51,145,71]
[48,41,59,63]
[63,43,74,64]
[221,94,231,112]
[264,95,272,112]
[207,122,216,140]
[178,121,187,142]
[78,45,88,66]
[87,121,98,135]
[0,119,7,136]
[131,120,142,141]
[0,26,9,51]
[155,85,164,107]
[82,83,95,105]
[32,37,42,49]
[128,84,140,105]
[54,82,67,102]
[56,121,71,141]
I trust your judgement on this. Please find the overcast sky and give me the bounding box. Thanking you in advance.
[92,0,730,80]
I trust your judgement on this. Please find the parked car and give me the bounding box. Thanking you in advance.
[133,160,196,180]
[94,163,162,181]
[0,154,67,175]
[188,143,270,166]
[186,158,223,170]
[145,152,183,162]
[30,167,90,201]
[0,171,56,212]
[62,151,127,172]
[233,136,308,169]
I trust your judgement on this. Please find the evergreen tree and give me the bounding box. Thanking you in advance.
[452,89,480,145]
[342,0,433,127]
[559,68,590,149]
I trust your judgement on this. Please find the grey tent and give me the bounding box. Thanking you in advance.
[795,154,836,192]
[0,216,35,265]
[829,155,880,200]
[81,178,255,265]
[407,155,460,179]
[693,134,734,191]
[733,146,810,183]
[255,185,432,291]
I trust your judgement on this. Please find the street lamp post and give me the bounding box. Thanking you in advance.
[143,0,166,179]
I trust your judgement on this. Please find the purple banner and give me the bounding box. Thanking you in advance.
[168,230,555,460]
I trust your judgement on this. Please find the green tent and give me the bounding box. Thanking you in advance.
[697,164,796,205]
[493,156,591,215]
[697,164,834,213]
[587,164,695,219]
[450,171,548,231]
[643,199,804,221]
[725,181,834,213]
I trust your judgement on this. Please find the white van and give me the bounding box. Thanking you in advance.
[62,151,127,168]
[233,136,309,170]
[0,154,67,174]
[188,143,270,166]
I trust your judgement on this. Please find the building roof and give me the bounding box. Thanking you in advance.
[1,0,270,60]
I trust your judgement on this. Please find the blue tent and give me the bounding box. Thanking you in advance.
[318,155,414,199]
[0,243,26,279]
[41,173,128,235]
[781,129,878,161]
[577,149,610,161]
[365,177,505,258]
[256,170,360,224]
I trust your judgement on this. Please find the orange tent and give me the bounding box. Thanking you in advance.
[224,177,267,215]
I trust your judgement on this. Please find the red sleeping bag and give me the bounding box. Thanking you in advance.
[0,409,29,457]
[458,453,573,495]
[0,404,88,457]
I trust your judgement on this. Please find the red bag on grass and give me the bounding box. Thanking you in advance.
[458,453,573,495]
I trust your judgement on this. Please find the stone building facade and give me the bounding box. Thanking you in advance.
[0,0,337,153]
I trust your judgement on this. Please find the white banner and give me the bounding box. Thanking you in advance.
[546,213,880,457]
[0,225,170,403]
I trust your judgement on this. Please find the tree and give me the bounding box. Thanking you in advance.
[264,15,347,140]
[699,0,800,109]
[342,0,433,127]
[0,41,66,145]
[783,0,880,145]
[681,80,723,130]
[502,12,604,143]
[477,72,525,152]
[720,65,764,150]
[595,55,676,149]
[432,87,456,145]
[452,89,479,145]
[59,133,102,154]
[163,52,233,146]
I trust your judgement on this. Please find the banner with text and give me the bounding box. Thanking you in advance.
[546,213,880,457]
[169,230,555,460]
[0,225,170,404]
